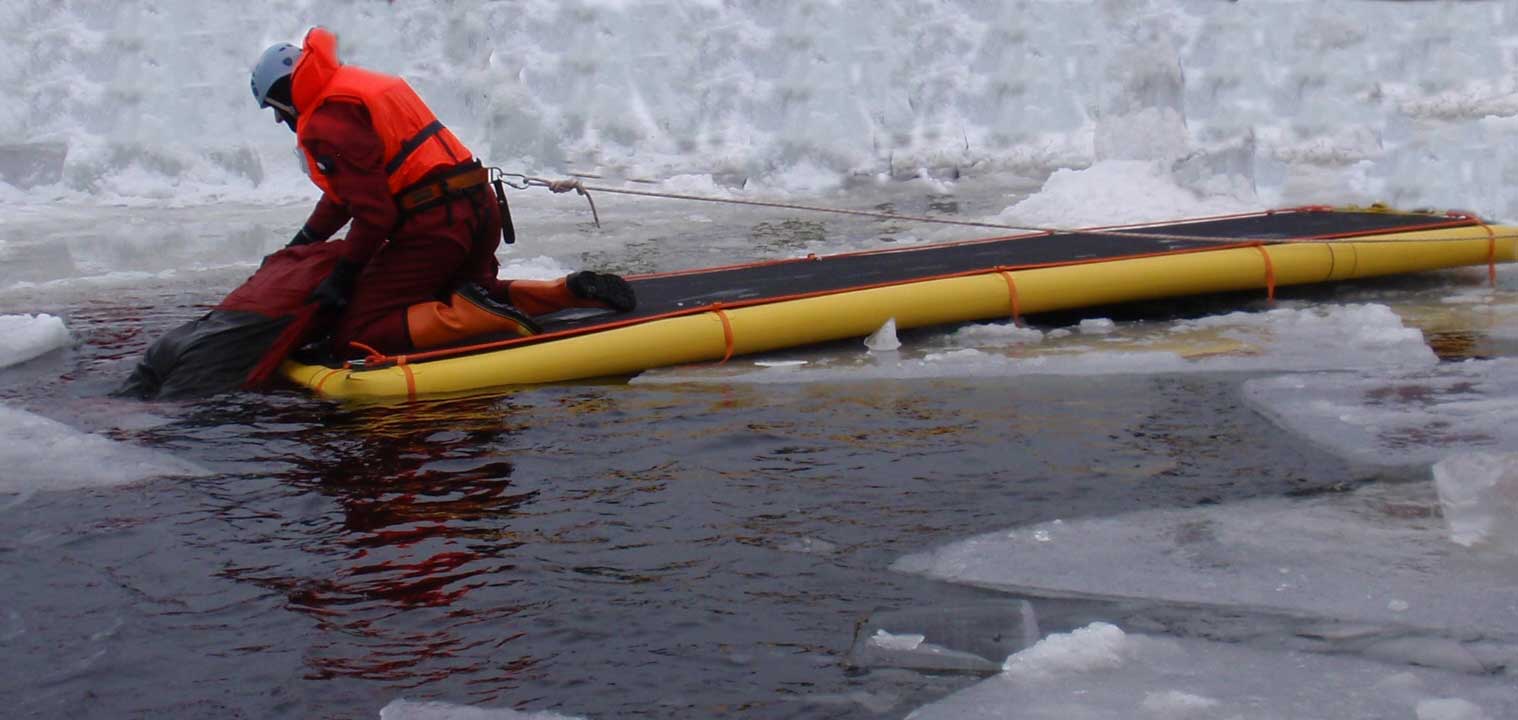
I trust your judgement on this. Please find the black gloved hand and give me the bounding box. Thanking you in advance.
[287,226,319,247]
[310,259,362,311]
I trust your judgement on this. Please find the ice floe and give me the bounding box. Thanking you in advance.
[0,404,206,495]
[0,313,69,368]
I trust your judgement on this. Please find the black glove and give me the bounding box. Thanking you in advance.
[310,259,362,311]
[287,226,319,247]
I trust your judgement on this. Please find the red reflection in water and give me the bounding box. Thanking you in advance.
[221,395,543,691]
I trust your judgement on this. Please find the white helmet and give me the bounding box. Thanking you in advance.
[250,42,301,110]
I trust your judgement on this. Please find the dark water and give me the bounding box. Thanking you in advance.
[0,317,1364,718]
[3,189,1464,719]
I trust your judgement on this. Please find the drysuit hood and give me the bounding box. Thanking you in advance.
[290,27,342,114]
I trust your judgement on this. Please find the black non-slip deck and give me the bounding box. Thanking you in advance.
[535,209,1476,334]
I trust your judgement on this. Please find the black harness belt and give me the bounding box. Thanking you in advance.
[396,161,489,212]
[386,120,446,175]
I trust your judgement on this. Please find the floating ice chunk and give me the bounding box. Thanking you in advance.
[850,601,1038,674]
[865,317,901,352]
[1077,318,1115,335]
[380,699,582,719]
[778,536,838,555]
[0,405,206,494]
[1245,358,1518,467]
[0,314,70,368]
[1001,622,1166,678]
[948,322,1043,346]
[1182,303,1435,369]
[923,348,987,363]
[1416,698,1492,720]
[871,630,926,651]
[1433,452,1518,554]
[1140,689,1220,717]
[907,625,1516,720]
[1362,636,1489,675]
[894,482,1518,635]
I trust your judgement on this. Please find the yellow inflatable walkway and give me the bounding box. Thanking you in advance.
[283,206,1517,401]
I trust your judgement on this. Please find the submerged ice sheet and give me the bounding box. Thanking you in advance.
[893,481,1518,640]
[1245,358,1518,467]
[635,303,1436,385]
[0,313,69,368]
[0,404,206,495]
[380,700,582,720]
[908,622,1518,720]
[848,600,1041,674]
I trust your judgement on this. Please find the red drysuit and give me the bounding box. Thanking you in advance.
[296,102,506,357]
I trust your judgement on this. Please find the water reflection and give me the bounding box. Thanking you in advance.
[208,394,543,689]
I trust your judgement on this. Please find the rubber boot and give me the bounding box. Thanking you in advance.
[503,271,636,316]
[406,283,542,351]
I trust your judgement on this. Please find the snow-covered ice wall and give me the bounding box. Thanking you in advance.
[3,0,1518,217]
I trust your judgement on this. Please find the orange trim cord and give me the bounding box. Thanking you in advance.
[1279,205,1334,214]
[711,304,735,363]
[997,268,1021,325]
[348,341,385,365]
[1294,218,1477,242]
[1253,244,1277,303]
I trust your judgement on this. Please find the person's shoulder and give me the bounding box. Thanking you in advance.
[306,99,374,134]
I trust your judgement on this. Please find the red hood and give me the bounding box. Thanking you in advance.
[291,27,341,114]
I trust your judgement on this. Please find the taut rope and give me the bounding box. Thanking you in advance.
[491,171,1512,248]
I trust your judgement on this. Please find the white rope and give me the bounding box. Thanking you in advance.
[509,174,1513,247]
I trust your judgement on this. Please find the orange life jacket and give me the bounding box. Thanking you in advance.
[289,27,473,202]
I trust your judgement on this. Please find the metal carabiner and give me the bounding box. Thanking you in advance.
[489,167,532,191]
[487,168,601,228]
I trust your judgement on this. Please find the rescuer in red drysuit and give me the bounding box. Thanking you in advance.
[250,27,634,357]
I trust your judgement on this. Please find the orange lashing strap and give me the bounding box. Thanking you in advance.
[1481,222,1498,288]
[996,268,1021,325]
[313,368,341,395]
[397,356,416,401]
[711,304,735,364]
[1254,244,1276,303]
[397,165,490,211]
